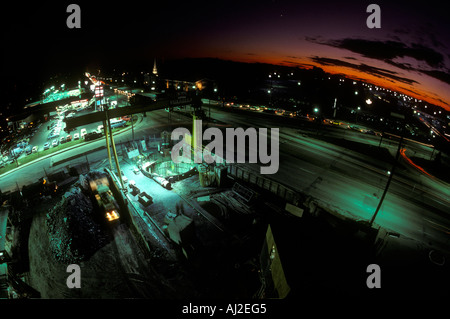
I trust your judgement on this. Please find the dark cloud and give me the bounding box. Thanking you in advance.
[326,39,444,69]
[306,37,450,87]
[310,56,418,85]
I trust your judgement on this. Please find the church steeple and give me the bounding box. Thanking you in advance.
[152,58,158,76]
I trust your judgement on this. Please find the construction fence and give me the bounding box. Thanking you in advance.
[226,164,302,206]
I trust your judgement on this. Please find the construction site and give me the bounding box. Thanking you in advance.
[1,100,449,301]
[0,105,292,299]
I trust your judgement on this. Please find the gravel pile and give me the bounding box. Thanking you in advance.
[46,184,110,264]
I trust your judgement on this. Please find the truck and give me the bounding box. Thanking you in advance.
[94,182,120,222]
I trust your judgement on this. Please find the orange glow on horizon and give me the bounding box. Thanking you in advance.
[202,52,450,111]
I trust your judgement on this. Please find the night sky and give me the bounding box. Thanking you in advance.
[2,0,450,110]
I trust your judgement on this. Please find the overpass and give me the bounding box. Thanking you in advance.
[64,94,203,132]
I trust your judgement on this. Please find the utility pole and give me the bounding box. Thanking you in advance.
[104,105,124,189]
[103,118,113,171]
[333,98,337,118]
[107,110,124,189]
[369,134,403,226]
[130,114,134,143]
[370,112,405,226]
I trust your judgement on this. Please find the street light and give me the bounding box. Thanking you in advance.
[314,108,319,113]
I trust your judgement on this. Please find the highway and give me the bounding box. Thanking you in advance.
[1,102,449,253]
[204,105,450,252]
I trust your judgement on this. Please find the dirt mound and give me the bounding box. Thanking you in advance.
[46,186,110,264]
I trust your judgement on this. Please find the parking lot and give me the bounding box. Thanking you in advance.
[1,90,132,170]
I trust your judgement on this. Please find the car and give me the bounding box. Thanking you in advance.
[32,146,38,153]
[60,136,66,144]
[52,139,59,147]
[85,131,102,141]
[25,145,33,155]
[74,133,80,140]
[80,128,87,138]
[66,135,72,142]
[43,142,50,150]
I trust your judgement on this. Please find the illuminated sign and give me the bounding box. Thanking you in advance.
[95,86,104,97]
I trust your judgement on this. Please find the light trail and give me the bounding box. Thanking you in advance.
[399,148,434,178]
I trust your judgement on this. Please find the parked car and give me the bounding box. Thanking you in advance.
[73,133,80,140]
[80,128,87,139]
[66,135,72,142]
[43,142,50,150]
[52,139,59,147]
[60,136,66,144]
[25,145,33,155]
[32,146,38,153]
